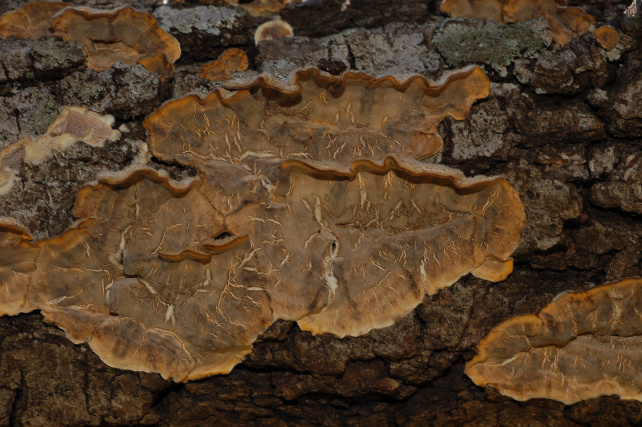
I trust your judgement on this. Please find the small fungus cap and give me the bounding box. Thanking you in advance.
[254,19,294,45]
[199,48,249,81]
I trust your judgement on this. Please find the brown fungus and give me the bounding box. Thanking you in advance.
[465,278,642,404]
[440,0,595,46]
[199,48,249,81]
[50,6,181,72]
[0,1,71,39]
[145,66,491,168]
[595,25,619,50]
[0,155,524,380]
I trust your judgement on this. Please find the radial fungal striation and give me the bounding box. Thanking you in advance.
[0,66,525,381]
[466,278,642,404]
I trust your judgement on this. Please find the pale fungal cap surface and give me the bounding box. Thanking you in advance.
[22,106,121,165]
[440,0,595,46]
[0,107,120,195]
[465,277,642,405]
[0,154,524,380]
[254,19,294,45]
[0,2,71,39]
[199,48,249,81]
[146,66,491,167]
[50,6,181,71]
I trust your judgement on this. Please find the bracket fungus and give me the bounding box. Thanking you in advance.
[50,6,181,72]
[0,155,524,380]
[254,19,294,44]
[0,1,71,39]
[145,66,490,167]
[199,48,249,81]
[441,0,595,46]
[0,66,524,380]
[0,106,120,195]
[465,277,642,405]
[0,4,180,75]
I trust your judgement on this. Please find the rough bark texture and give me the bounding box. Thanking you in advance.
[1,0,641,425]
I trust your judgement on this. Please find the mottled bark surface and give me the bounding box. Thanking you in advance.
[1,0,641,425]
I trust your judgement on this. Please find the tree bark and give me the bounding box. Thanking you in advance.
[1,0,641,425]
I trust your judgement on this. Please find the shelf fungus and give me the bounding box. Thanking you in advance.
[199,48,249,81]
[254,19,294,44]
[145,66,491,167]
[0,107,120,195]
[0,4,180,75]
[50,6,181,72]
[466,277,642,404]
[0,154,524,380]
[0,1,71,39]
[441,0,595,46]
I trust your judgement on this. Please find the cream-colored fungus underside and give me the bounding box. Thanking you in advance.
[0,107,120,196]
[465,277,642,405]
[0,155,524,380]
[441,0,595,46]
[145,66,491,167]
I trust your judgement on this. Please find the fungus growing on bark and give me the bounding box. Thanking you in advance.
[465,277,642,404]
[440,0,595,46]
[0,154,524,379]
[145,66,491,167]
[0,107,120,195]
[50,6,181,72]
[254,19,294,44]
[199,48,249,81]
[595,25,619,50]
[0,1,71,39]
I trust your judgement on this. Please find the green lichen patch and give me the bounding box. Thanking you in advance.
[433,18,553,72]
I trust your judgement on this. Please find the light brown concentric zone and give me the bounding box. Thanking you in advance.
[0,1,71,39]
[441,0,595,46]
[145,66,491,167]
[50,6,180,72]
[0,154,524,380]
[465,277,642,405]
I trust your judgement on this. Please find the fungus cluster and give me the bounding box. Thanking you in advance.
[0,63,526,380]
[465,278,642,404]
[0,3,180,74]
[441,0,595,46]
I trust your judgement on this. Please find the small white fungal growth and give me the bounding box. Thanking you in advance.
[0,107,120,196]
[23,107,121,165]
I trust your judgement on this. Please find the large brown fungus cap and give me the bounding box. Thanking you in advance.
[441,0,595,46]
[465,278,642,404]
[0,155,524,379]
[145,66,490,167]
[0,1,71,39]
[50,6,181,71]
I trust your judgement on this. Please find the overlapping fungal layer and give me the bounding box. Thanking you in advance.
[51,6,181,72]
[465,277,642,404]
[0,154,524,380]
[0,1,71,39]
[441,0,595,46]
[0,4,180,74]
[0,107,120,195]
[145,66,490,167]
